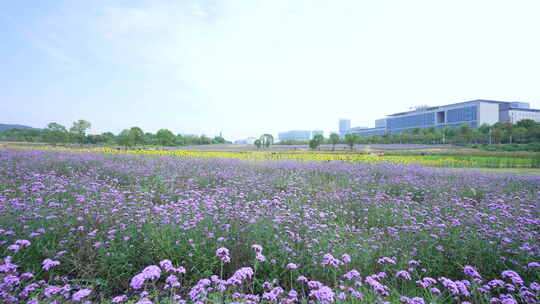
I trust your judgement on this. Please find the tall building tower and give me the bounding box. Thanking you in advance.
[339,119,351,137]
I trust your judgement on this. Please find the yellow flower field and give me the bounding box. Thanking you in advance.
[1,144,467,167]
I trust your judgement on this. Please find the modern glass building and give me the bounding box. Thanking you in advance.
[375,119,387,128]
[384,100,497,134]
[278,130,312,141]
[352,127,386,136]
[498,102,540,123]
[338,119,351,137]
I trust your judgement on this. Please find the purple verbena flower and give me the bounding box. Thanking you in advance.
[160,259,173,272]
[142,265,161,280]
[130,273,146,290]
[287,263,298,270]
[501,270,524,285]
[216,247,231,263]
[15,239,31,247]
[464,266,481,278]
[309,286,335,304]
[42,258,60,271]
[344,269,361,280]
[396,270,412,280]
[377,257,396,265]
[112,295,128,303]
[72,289,92,302]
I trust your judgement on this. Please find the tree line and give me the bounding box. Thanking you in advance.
[277,120,540,150]
[253,134,274,149]
[3,120,539,150]
[0,120,229,148]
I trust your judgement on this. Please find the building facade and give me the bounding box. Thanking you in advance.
[386,100,497,133]
[385,100,540,134]
[351,127,386,136]
[278,130,312,141]
[498,102,540,123]
[504,109,540,123]
[346,126,387,136]
[375,119,387,128]
[339,119,351,137]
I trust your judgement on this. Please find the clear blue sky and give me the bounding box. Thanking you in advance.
[1,0,539,140]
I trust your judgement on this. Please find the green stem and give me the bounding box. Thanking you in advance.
[220,261,224,280]
[252,261,258,294]
[290,271,293,290]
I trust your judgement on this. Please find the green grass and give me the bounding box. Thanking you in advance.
[442,167,540,176]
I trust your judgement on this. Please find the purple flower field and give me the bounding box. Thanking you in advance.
[0,149,539,303]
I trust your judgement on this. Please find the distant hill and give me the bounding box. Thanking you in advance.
[0,123,36,132]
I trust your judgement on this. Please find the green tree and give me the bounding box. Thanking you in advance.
[200,135,212,145]
[85,134,108,145]
[478,123,492,144]
[398,132,410,144]
[524,123,540,142]
[491,126,503,144]
[70,119,91,135]
[441,127,453,144]
[212,136,226,144]
[329,133,340,151]
[175,134,186,146]
[254,139,262,149]
[426,126,436,135]
[344,133,358,151]
[432,130,443,144]
[309,134,324,150]
[499,122,514,144]
[182,135,199,145]
[156,129,175,146]
[513,127,528,143]
[313,134,324,143]
[260,134,274,148]
[471,128,482,144]
[527,125,540,142]
[69,120,91,144]
[0,129,41,142]
[144,132,158,145]
[101,132,116,144]
[516,119,536,130]
[129,127,145,146]
[458,124,472,143]
[43,122,68,145]
[117,129,134,149]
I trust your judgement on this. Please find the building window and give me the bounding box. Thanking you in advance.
[437,111,445,124]
[447,106,477,123]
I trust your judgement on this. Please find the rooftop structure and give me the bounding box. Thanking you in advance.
[375,119,387,128]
